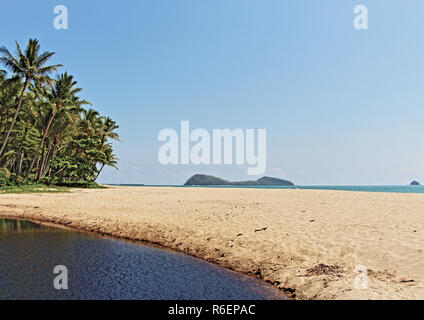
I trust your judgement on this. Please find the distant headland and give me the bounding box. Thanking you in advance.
[184,174,295,186]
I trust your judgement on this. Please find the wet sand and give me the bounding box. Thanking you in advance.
[1,186,423,299]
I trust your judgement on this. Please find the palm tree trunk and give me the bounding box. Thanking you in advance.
[36,140,47,180]
[0,105,6,135]
[96,163,106,180]
[13,127,28,173]
[0,101,11,136]
[39,139,52,179]
[41,139,58,179]
[27,112,55,177]
[17,151,24,175]
[0,77,28,157]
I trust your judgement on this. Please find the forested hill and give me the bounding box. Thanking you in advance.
[184,174,294,186]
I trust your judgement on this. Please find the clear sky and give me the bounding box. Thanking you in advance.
[2,0,424,185]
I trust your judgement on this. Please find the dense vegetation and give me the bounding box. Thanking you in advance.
[0,38,118,187]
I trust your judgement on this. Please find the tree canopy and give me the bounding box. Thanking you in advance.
[0,38,119,186]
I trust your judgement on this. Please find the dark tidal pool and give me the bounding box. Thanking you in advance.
[0,218,285,300]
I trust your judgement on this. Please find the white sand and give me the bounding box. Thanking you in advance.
[1,186,423,299]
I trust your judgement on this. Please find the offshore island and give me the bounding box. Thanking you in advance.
[184,174,294,186]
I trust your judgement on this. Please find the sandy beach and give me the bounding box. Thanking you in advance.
[1,186,423,300]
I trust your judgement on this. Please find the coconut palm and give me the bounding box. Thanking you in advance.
[0,38,119,186]
[0,38,62,156]
[12,98,37,175]
[96,143,118,179]
[27,72,89,179]
[100,116,120,145]
[79,108,102,136]
[0,75,21,134]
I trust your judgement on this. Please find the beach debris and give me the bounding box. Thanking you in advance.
[254,269,263,278]
[366,269,394,280]
[236,233,243,237]
[266,279,281,286]
[281,287,296,299]
[254,227,268,232]
[305,264,343,276]
[400,279,415,283]
[310,220,315,222]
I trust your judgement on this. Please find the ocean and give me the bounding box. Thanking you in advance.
[113,185,424,194]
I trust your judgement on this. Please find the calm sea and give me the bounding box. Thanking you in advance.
[112,185,424,194]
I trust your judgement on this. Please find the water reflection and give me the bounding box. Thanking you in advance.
[0,218,285,300]
[0,218,42,231]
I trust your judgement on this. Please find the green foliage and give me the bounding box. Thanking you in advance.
[0,167,11,185]
[0,39,119,188]
[0,167,11,179]
[49,155,96,183]
[0,183,69,194]
[54,181,106,189]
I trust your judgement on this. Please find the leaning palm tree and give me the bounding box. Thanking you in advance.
[27,72,89,179]
[0,38,62,156]
[100,116,120,144]
[96,143,118,179]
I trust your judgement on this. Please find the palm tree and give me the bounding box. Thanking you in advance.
[79,108,102,136]
[0,75,21,134]
[12,98,37,175]
[0,38,119,185]
[100,116,120,144]
[0,38,62,156]
[38,103,80,179]
[96,143,118,179]
[27,72,89,179]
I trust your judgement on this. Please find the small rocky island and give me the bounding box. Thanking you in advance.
[184,174,294,186]
[410,180,420,186]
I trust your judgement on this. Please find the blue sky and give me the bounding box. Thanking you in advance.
[1,0,424,185]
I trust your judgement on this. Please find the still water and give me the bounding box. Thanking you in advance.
[0,218,284,300]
